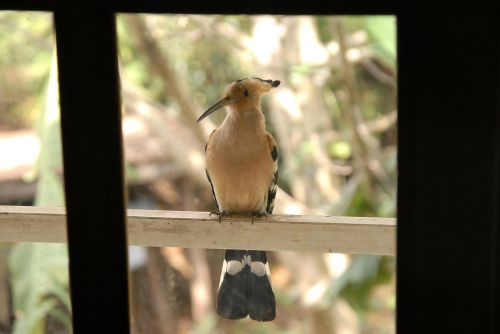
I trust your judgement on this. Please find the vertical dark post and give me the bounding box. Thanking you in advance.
[397,2,500,334]
[493,27,500,333]
[54,2,130,333]
[395,7,417,332]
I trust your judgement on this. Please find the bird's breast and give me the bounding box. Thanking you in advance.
[206,131,273,213]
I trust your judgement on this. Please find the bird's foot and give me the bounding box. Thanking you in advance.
[248,212,267,225]
[210,210,230,223]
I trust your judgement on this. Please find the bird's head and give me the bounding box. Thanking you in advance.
[196,77,280,122]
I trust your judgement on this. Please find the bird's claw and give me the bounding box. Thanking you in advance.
[210,211,267,224]
[209,210,229,224]
[249,212,267,225]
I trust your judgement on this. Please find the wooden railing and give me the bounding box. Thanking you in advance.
[0,205,395,255]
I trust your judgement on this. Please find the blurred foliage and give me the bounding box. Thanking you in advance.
[9,244,69,334]
[116,14,397,333]
[1,11,396,334]
[8,49,71,333]
[117,14,248,125]
[363,17,396,63]
[342,16,396,63]
[325,256,393,313]
[329,141,353,160]
[0,12,52,129]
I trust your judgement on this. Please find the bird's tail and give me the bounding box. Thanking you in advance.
[217,249,276,321]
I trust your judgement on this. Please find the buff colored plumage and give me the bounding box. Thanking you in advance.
[197,77,280,321]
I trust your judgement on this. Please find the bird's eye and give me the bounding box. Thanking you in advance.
[243,89,249,97]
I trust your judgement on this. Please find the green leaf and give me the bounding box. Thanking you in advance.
[9,243,69,334]
[11,299,56,334]
[325,255,392,312]
[47,307,72,330]
[34,51,64,207]
[363,16,396,63]
[9,51,71,334]
[328,141,352,160]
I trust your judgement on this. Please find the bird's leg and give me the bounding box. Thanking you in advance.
[219,211,228,223]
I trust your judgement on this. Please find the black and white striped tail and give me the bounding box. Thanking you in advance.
[217,250,276,321]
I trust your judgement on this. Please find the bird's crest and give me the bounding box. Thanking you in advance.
[197,77,280,122]
[235,77,280,88]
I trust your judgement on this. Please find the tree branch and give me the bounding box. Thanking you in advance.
[123,15,211,142]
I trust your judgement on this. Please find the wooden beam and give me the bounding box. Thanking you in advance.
[0,205,395,255]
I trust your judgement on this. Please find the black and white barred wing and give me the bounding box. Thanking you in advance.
[265,133,278,214]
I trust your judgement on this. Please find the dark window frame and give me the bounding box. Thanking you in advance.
[1,1,499,333]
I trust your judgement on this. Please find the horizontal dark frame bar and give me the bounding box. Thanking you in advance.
[1,0,398,14]
[0,0,55,11]
[115,0,398,15]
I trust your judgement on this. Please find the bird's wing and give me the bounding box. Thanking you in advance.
[265,133,278,214]
[205,129,220,211]
[205,169,219,210]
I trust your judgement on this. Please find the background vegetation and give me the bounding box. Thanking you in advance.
[0,12,396,334]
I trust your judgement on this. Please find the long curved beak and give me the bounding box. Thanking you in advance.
[196,97,238,123]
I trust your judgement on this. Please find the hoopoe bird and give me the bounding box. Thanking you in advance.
[197,77,280,322]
